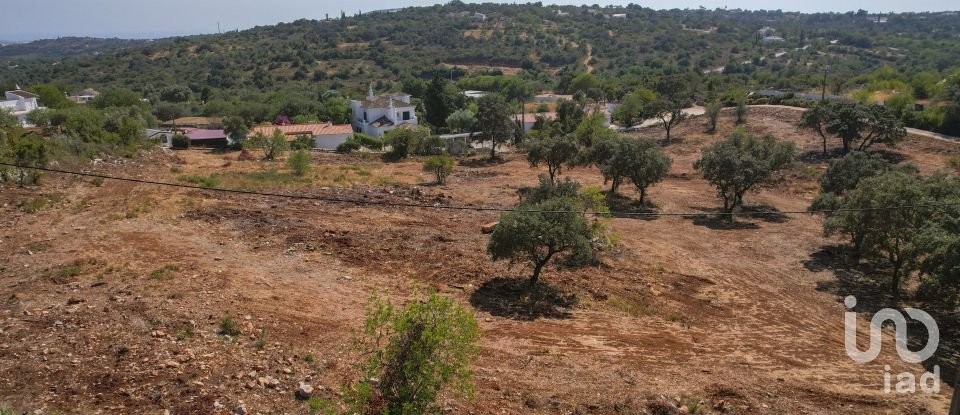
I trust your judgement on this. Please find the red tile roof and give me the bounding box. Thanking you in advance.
[249,123,353,139]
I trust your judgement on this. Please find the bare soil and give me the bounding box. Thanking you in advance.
[0,107,956,414]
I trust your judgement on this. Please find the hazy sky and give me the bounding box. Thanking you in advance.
[1,0,956,41]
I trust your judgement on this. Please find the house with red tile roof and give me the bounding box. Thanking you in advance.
[249,122,353,150]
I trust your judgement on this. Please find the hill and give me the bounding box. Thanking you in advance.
[1,4,959,104]
[0,37,150,61]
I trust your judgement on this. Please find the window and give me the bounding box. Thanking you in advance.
[402,111,411,121]
[363,111,368,122]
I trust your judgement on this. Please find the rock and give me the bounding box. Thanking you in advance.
[234,404,247,415]
[296,382,314,400]
[481,221,499,234]
[67,297,85,305]
[282,368,293,375]
[679,405,689,414]
[258,376,279,389]
[163,360,180,369]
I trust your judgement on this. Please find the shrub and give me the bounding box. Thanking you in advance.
[171,134,190,149]
[705,101,722,133]
[352,133,383,150]
[336,140,361,153]
[290,135,314,151]
[180,174,220,189]
[423,155,455,184]
[219,316,241,336]
[287,150,312,176]
[348,292,480,415]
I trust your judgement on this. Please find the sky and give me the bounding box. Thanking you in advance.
[0,0,956,42]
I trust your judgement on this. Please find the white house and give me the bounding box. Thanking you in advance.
[1,87,42,127]
[350,85,418,137]
[68,88,100,104]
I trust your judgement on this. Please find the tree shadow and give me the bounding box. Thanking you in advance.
[739,204,789,223]
[798,148,846,164]
[807,245,890,308]
[469,277,577,321]
[605,193,659,221]
[458,157,508,168]
[806,245,959,385]
[684,206,760,230]
[869,149,909,165]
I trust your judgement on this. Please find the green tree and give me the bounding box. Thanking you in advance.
[826,102,906,154]
[554,99,585,134]
[27,84,73,109]
[384,125,430,160]
[321,97,351,124]
[10,133,48,186]
[223,115,250,146]
[525,134,579,182]
[446,109,476,135]
[704,100,722,133]
[488,197,594,287]
[91,88,146,109]
[245,130,288,160]
[568,72,600,95]
[798,102,834,156]
[612,87,656,127]
[424,74,453,130]
[622,138,672,204]
[649,76,694,144]
[159,85,192,103]
[824,172,929,300]
[423,155,455,184]
[734,93,749,124]
[476,94,515,159]
[286,150,311,176]
[694,130,796,215]
[349,292,480,415]
[154,103,187,124]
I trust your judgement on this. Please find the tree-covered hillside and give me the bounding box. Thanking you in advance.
[1,2,959,132]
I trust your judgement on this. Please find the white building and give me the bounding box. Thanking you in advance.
[0,87,42,127]
[350,85,418,137]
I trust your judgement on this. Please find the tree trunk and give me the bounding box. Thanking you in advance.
[890,263,902,302]
[530,261,545,288]
[639,187,646,204]
[665,124,671,144]
[821,134,828,156]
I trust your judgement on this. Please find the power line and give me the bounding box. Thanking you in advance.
[3,162,959,218]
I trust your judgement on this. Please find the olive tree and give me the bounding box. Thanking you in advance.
[600,138,671,203]
[476,94,515,159]
[824,172,929,300]
[694,130,796,215]
[244,129,288,160]
[525,134,579,182]
[801,102,907,155]
[488,197,594,287]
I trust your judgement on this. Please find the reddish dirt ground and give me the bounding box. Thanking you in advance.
[0,107,957,414]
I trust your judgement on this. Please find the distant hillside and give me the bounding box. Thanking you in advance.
[0,37,149,61]
[0,3,957,128]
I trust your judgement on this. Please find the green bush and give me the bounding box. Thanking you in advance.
[171,134,190,149]
[348,293,480,415]
[287,150,312,176]
[352,133,383,150]
[219,316,241,336]
[336,140,361,153]
[946,156,960,173]
[290,135,315,151]
[423,155,455,184]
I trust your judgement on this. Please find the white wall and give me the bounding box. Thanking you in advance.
[314,133,352,150]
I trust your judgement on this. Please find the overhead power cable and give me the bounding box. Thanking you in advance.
[3,162,959,218]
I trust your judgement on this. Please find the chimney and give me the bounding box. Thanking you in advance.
[367,83,374,100]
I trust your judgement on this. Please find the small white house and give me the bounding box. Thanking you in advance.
[350,85,418,137]
[0,87,42,127]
